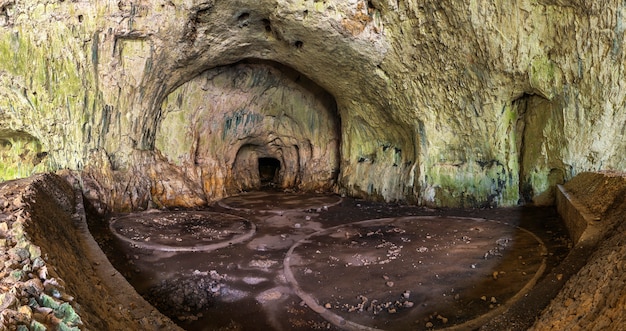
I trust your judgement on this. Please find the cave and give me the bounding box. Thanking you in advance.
[154,59,341,199]
[1,1,626,331]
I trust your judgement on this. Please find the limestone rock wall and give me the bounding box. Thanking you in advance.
[0,0,625,209]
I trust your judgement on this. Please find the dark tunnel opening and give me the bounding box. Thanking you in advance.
[258,157,281,187]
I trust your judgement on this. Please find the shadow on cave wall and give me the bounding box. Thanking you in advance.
[512,93,567,205]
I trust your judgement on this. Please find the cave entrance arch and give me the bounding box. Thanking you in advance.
[156,59,341,201]
[258,157,281,187]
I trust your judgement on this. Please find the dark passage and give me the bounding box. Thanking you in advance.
[258,157,281,186]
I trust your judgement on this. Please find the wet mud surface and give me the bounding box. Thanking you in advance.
[89,191,571,331]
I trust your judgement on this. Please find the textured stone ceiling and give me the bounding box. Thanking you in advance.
[0,0,625,211]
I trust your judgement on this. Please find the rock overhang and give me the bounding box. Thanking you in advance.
[1,1,626,211]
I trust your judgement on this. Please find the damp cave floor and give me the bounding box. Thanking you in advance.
[88,191,571,331]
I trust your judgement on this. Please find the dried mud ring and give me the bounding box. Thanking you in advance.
[284,216,547,331]
[109,211,255,252]
[217,191,343,213]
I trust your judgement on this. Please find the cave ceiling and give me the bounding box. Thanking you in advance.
[0,0,625,211]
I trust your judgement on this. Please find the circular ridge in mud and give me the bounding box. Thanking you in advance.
[109,211,255,252]
[218,191,343,213]
[284,216,547,331]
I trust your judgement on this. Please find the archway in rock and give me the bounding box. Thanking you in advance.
[155,60,340,201]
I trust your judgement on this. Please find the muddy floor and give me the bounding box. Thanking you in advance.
[88,191,571,331]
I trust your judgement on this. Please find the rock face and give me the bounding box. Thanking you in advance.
[156,61,340,201]
[1,1,626,210]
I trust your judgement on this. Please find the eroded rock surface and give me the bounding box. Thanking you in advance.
[0,1,625,210]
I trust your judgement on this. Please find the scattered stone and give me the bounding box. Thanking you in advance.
[324,303,332,309]
[0,292,17,311]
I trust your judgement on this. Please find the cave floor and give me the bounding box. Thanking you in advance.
[89,191,571,331]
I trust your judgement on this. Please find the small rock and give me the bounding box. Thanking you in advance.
[23,278,44,294]
[556,273,563,281]
[28,245,41,260]
[8,247,30,262]
[38,266,48,280]
[18,305,32,319]
[490,296,497,303]
[386,281,394,287]
[416,246,428,253]
[425,321,434,328]
[0,292,17,310]
[0,222,8,234]
[324,303,332,309]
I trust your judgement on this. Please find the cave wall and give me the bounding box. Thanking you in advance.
[0,0,625,210]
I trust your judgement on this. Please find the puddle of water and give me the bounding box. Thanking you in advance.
[285,217,546,330]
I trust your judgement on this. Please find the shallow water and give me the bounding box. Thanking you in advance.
[89,192,571,331]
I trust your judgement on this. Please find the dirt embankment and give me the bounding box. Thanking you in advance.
[0,173,179,331]
[530,171,626,330]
